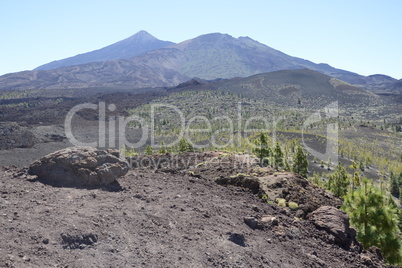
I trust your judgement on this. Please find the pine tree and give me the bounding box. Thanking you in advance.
[145,145,153,155]
[350,161,358,189]
[187,139,194,152]
[310,172,322,187]
[252,133,271,166]
[274,142,284,170]
[390,171,400,198]
[284,157,291,172]
[342,178,402,265]
[328,163,349,198]
[292,145,308,178]
[352,171,361,188]
[159,141,167,154]
[326,173,333,190]
[178,137,194,153]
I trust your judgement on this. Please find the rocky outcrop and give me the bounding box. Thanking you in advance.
[308,206,360,249]
[216,175,261,194]
[28,146,129,187]
[215,171,342,218]
[360,247,385,267]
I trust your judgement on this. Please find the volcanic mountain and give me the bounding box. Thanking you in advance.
[35,31,174,71]
[0,32,397,92]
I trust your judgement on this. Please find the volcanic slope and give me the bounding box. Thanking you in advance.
[0,152,386,267]
[170,69,388,109]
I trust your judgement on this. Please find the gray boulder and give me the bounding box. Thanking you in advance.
[308,206,358,248]
[28,146,129,187]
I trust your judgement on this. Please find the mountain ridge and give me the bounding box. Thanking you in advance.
[170,69,383,109]
[0,31,398,93]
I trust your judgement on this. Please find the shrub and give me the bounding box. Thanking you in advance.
[288,202,299,210]
[276,198,287,207]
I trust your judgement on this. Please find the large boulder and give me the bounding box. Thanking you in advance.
[28,146,129,187]
[308,206,359,249]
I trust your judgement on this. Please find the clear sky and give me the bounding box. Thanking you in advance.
[1,0,401,78]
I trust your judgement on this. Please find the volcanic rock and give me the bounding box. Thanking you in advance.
[308,206,359,249]
[28,146,129,187]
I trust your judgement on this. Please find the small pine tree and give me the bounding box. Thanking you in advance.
[342,178,402,265]
[353,171,361,188]
[283,157,291,172]
[292,145,308,178]
[274,142,284,170]
[178,137,194,153]
[145,145,153,155]
[328,163,349,198]
[326,173,333,190]
[159,141,167,154]
[310,172,322,187]
[390,171,400,198]
[350,161,358,189]
[252,133,271,166]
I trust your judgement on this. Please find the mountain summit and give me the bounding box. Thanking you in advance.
[35,31,174,70]
[170,33,355,82]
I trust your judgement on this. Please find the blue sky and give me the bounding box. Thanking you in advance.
[1,0,401,78]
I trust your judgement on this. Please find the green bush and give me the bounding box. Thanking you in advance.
[288,202,299,210]
[276,198,287,207]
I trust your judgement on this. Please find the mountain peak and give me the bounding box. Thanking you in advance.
[136,30,151,35]
[174,32,239,51]
[195,32,234,41]
[34,31,174,71]
[176,32,267,51]
[128,30,158,41]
